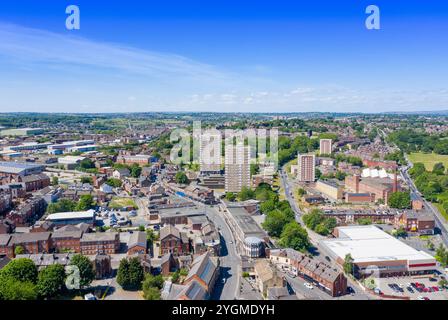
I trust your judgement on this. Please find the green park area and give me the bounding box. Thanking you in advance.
[109,197,137,210]
[408,152,448,171]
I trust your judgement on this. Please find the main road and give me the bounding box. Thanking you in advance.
[279,166,373,300]
[170,193,241,300]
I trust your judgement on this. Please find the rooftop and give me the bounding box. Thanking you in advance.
[46,210,96,221]
[321,225,435,264]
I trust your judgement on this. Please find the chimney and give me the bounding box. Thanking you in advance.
[393,171,398,193]
[354,175,360,193]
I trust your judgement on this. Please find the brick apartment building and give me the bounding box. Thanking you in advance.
[12,232,52,255]
[116,154,151,166]
[80,233,120,255]
[51,230,83,253]
[6,197,47,226]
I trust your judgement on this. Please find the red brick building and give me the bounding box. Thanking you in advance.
[160,225,190,256]
[51,230,83,253]
[127,231,147,255]
[80,233,120,255]
[0,234,13,258]
[12,232,52,255]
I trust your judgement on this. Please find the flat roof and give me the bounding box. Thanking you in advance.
[46,210,95,221]
[0,161,44,174]
[321,225,435,264]
[227,206,267,238]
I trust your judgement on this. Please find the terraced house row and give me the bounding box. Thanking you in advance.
[0,230,120,258]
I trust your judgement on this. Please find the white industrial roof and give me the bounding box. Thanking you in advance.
[321,225,435,264]
[58,156,86,164]
[46,210,95,221]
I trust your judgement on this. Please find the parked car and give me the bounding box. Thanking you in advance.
[304,282,314,289]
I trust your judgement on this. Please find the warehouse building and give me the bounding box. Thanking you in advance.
[0,128,44,137]
[46,210,96,226]
[321,225,437,278]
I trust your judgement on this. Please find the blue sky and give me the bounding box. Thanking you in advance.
[0,0,447,113]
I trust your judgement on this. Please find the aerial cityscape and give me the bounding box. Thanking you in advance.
[0,0,447,307]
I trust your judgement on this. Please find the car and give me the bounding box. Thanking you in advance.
[304,282,313,289]
[432,286,439,292]
[407,287,414,293]
[374,288,382,295]
[347,286,355,295]
[84,293,96,301]
[229,241,233,244]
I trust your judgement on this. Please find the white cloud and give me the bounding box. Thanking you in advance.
[0,23,231,83]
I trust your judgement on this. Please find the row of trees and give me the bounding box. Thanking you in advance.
[46,195,96,214]
[410,162,448,205]
[0,255,95,300]
[388,129,448,155]
[302,209,337,236]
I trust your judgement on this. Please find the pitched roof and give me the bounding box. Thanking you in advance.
[128,231,147,249]
[12,232,51,244]
[185,251,218,287]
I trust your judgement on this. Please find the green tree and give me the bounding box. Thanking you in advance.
[46,199,77,214]
[394,227,408,238]
[250,163,260,176]
[130,164,142,178]
[260,199,276,214]
[409,163,426,177]
[175,171,189,184]
[78,158,95,170]
[143,286,161,300]
[0,258,38,283]
[0,258,38,300]
[432,162,446,175]
[117,258,144,290]
[171,271,180,284]
[80,176,93,184]
[278,222,310,252]
[238,187,255,201]
[388,192,411,209]
[343,254,354,276]
[297,188,306,197]
[225,192,236,202]
[435,244,448,267]
[0,276,37,300]
[36,264,66,299]
[357,218,373,225]
[51,176,59,186]
[146,228,158,246]
[14,245,25,255]
[70,254,95,288]
[106,178,123,188]
[143,274,164,289]
[76,194,96,211]
[262,209,292,237]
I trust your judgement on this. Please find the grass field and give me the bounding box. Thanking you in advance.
[407,152,448,171]
[109,197,137,209]
[434,203,448,221]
